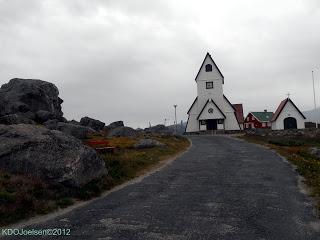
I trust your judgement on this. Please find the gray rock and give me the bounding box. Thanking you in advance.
[36,110,54,123]
[309,147,320,158]
[0,124,107,187]
[47,122,96,139]
[80,117,105,131]
[68,119,80,125]
[43,119,59,129]
[108,121,124,129]
[144,124,174,135]
[134,139,165,149]
[0,114,35,125]
[108,126,137,137]
[0,78,64,123]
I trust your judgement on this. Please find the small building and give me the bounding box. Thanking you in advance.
[185,53,243,133]
[244,110,273,129]
[271,98,306,130]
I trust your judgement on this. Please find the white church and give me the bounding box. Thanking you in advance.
[185,53,243,133]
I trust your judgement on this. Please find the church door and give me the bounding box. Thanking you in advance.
[284,117,297,129]
[207,119,217,130]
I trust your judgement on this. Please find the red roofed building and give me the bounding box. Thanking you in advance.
[271,98,306,130]
[244,111,273,129]
[233,104,244,130]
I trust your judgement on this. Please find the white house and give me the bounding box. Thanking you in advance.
[271,97,306,130]
[185,53,243,133]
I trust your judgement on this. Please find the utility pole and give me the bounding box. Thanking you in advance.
[312,70,317,110]
[173,105,177,134]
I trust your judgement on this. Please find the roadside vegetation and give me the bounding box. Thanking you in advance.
[240,134,320,215]
[0,134,190,226]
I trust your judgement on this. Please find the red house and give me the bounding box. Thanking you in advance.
[244,110,273,129]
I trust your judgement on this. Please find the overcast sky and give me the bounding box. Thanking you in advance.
[1,0,320,128]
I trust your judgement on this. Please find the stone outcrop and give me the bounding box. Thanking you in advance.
[0,78,64,124]
[108,121,124,129]
[144,124,174,135]
[0,124,107,187]
[107,126,137,137]
[80,116,105,131]
[0,114,35,125]
[45,121,96,139]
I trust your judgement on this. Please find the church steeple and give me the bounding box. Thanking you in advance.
[195,52,224,84]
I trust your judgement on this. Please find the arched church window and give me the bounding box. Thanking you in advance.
[205,64,212,72]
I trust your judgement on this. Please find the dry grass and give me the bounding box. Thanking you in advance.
[240,135,320,215]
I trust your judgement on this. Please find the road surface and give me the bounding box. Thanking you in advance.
[4,136,320,239]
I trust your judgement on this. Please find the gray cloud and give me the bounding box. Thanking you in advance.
[0,0,320,127]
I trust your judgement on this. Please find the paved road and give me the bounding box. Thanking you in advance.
[5,136,320,239]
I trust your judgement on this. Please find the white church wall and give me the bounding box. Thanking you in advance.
[222,97,240,130]
[197,80,224,110]
[198,100,225,120]
[199,123,206,131]
[186,114,199,132]
[272,101,305,130]
[217,123,224,130]
[185,98,200,132]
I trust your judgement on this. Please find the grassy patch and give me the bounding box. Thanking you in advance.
[240,134,320,214]
[0,135,190,226]
[102,135,190,186]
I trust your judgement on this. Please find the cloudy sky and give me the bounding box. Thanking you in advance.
[1,0,320,128]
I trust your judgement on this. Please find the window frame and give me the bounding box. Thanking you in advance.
[200,120,206,125]
[206,81,213,89]
[205,64,212,72]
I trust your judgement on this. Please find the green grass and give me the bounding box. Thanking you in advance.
[0,135,190,226]
[240,134,320,215]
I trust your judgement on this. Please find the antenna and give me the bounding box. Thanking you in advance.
[286,92,290,99]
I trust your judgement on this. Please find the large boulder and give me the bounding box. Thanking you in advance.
[45,121,96,139]
[134,139,165,149]
[108,121,124,129]
[107,126,137,137]
[0,124,107,187]
[0,78,64,123]
[103,121,125,134]
[35,110,54,123]
[80,117,105,131]
[0,114,35,125]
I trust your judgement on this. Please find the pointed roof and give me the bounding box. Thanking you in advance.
[195,52,224,84]
[197,99,226,120]
[233,104,244,123]
[187,97,198,114]
[250,112,273,122]
[223,95,236,111]
[271,98,306,122]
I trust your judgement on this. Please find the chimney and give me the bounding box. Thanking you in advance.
[264,109,267,112]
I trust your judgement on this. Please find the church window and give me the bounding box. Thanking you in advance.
[208,108,213,113]
[200,120,206,125]
[206,82,213,89]
[205,64,212,72]
[218,119,224,124]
